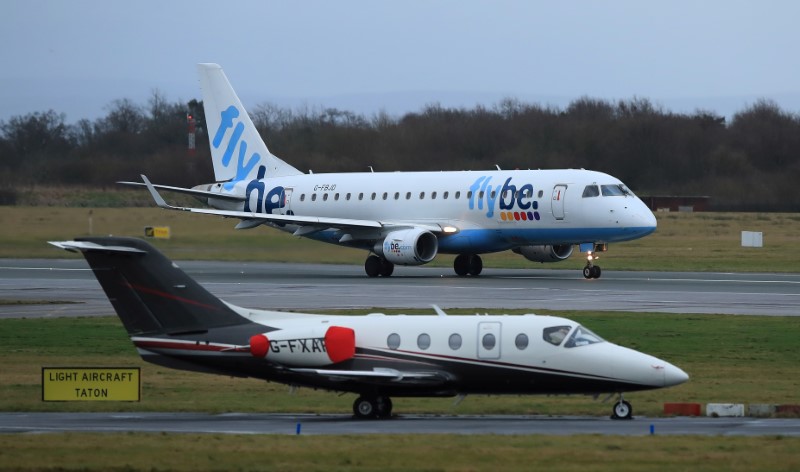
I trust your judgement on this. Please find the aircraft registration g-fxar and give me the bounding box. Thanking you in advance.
[51,237,688,419]
[123,63,657,279]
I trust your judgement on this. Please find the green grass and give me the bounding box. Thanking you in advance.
[2,310,798,416]
[1,207,798,272]
[0,434,798,472]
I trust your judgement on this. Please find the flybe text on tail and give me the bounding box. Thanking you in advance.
[213,106,262,189]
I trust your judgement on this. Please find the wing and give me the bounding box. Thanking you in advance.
[139,175,445,234]
[291,367,454,385]
[118,180,245,202]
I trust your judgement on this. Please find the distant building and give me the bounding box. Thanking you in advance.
[640,195,711,212]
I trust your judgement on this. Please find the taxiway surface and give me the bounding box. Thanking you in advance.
[2,412,799,436]
[1,259,798,318]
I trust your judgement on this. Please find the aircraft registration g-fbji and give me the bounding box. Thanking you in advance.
[122,63,658,279]
[51,237,688,419]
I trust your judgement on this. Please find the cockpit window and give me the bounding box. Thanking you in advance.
[582,185,600,198]
[564,325,604,348]
[543,325,572,346]
[601,184,631,197]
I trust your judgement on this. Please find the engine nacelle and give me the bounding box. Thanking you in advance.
[249,326,355,366]
[513,244,574,263]
[376,228,438,265]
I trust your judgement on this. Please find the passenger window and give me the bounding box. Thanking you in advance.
[582,185,600,198]
[431,191,437,200]
[358,193,364,200]
[394,192,400,200]
[479,191,484,200]
[482,333,496,350]
[443,191,449,199]
[382,192,388,200]
[311,194,317,201]
[371,192,376,200]
[346,193,351,201]
[538,190,544,198]
[543,325,571,346]
[448,333,462,350]
[419,192,425,199]
[406,192,411,200]
[323,193,328,201]
[417,333,431,350]
[387,333,401,350]
[334,193,340,201]
[515,333,529,350]
[300,194,306,202]
[456,191,461,199]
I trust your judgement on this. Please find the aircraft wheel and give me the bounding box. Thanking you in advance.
[583,266,593,279]
[380,259,394,277]
[468,254,483,276]
[611,400,633,420]
[353,396,378,419]
[365,255,381,277]
[591,266,602,279]
[454,254,470,276]
[376,396,393,418]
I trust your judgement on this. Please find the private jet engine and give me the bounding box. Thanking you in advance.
[513,244,574,263]
[248,326,355,366]
[376,228,438,265]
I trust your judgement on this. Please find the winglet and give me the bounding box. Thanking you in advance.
[141,174,172,209]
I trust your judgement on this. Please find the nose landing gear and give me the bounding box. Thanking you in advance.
[611,395,633,420]
[583,251,602,279]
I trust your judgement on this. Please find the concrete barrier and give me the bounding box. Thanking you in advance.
[706,403,745,417]
[748,404,776,417]
[664,403,701,416]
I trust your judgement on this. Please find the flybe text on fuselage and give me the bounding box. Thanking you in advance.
[239,174,545,222]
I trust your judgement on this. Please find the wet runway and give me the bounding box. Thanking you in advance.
[1,412,798,436]
[0,258,798,318]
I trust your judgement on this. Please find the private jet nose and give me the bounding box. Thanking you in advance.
[661,362,690,387]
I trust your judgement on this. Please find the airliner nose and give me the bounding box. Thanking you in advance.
[663,364,689,387]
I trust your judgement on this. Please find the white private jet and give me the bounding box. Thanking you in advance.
[124,63,657,278]
[51,237,688,419]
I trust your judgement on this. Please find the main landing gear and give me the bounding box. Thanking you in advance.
[365,255,394,277]
[611,395,633,420]
[582,251,602,279]
[454,253,482,276]
[353,395,393,419]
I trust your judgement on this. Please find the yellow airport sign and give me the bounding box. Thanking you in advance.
[42,367,141,401]
[144,226,171,239]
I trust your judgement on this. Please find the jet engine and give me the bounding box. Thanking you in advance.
[376,228,438,265]
[513,244,574,263]
[249,326,355,366]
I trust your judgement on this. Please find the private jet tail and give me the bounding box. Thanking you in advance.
[49,237,252,336]
[197,63,303,185]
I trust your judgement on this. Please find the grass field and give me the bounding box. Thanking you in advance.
[0,206,798,272]
[1,433,798,472]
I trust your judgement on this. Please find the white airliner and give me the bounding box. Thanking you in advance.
[51,237,688,419]
[125,63,657,278]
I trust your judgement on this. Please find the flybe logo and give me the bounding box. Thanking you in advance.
[212,105,263,190]
[469,176,540,221]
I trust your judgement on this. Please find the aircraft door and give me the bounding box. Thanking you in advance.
[552,184,567,220]
[477,322,501,359]
[280,187,293,215]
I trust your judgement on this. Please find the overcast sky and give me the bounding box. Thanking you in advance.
[2,0,799,123]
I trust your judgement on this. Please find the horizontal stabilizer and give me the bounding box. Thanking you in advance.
[118,180,245,202]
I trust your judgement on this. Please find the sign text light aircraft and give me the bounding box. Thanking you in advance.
[125,64,657,278]
[51,237,688,419]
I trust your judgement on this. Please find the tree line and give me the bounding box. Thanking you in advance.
[1,91,798,210]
